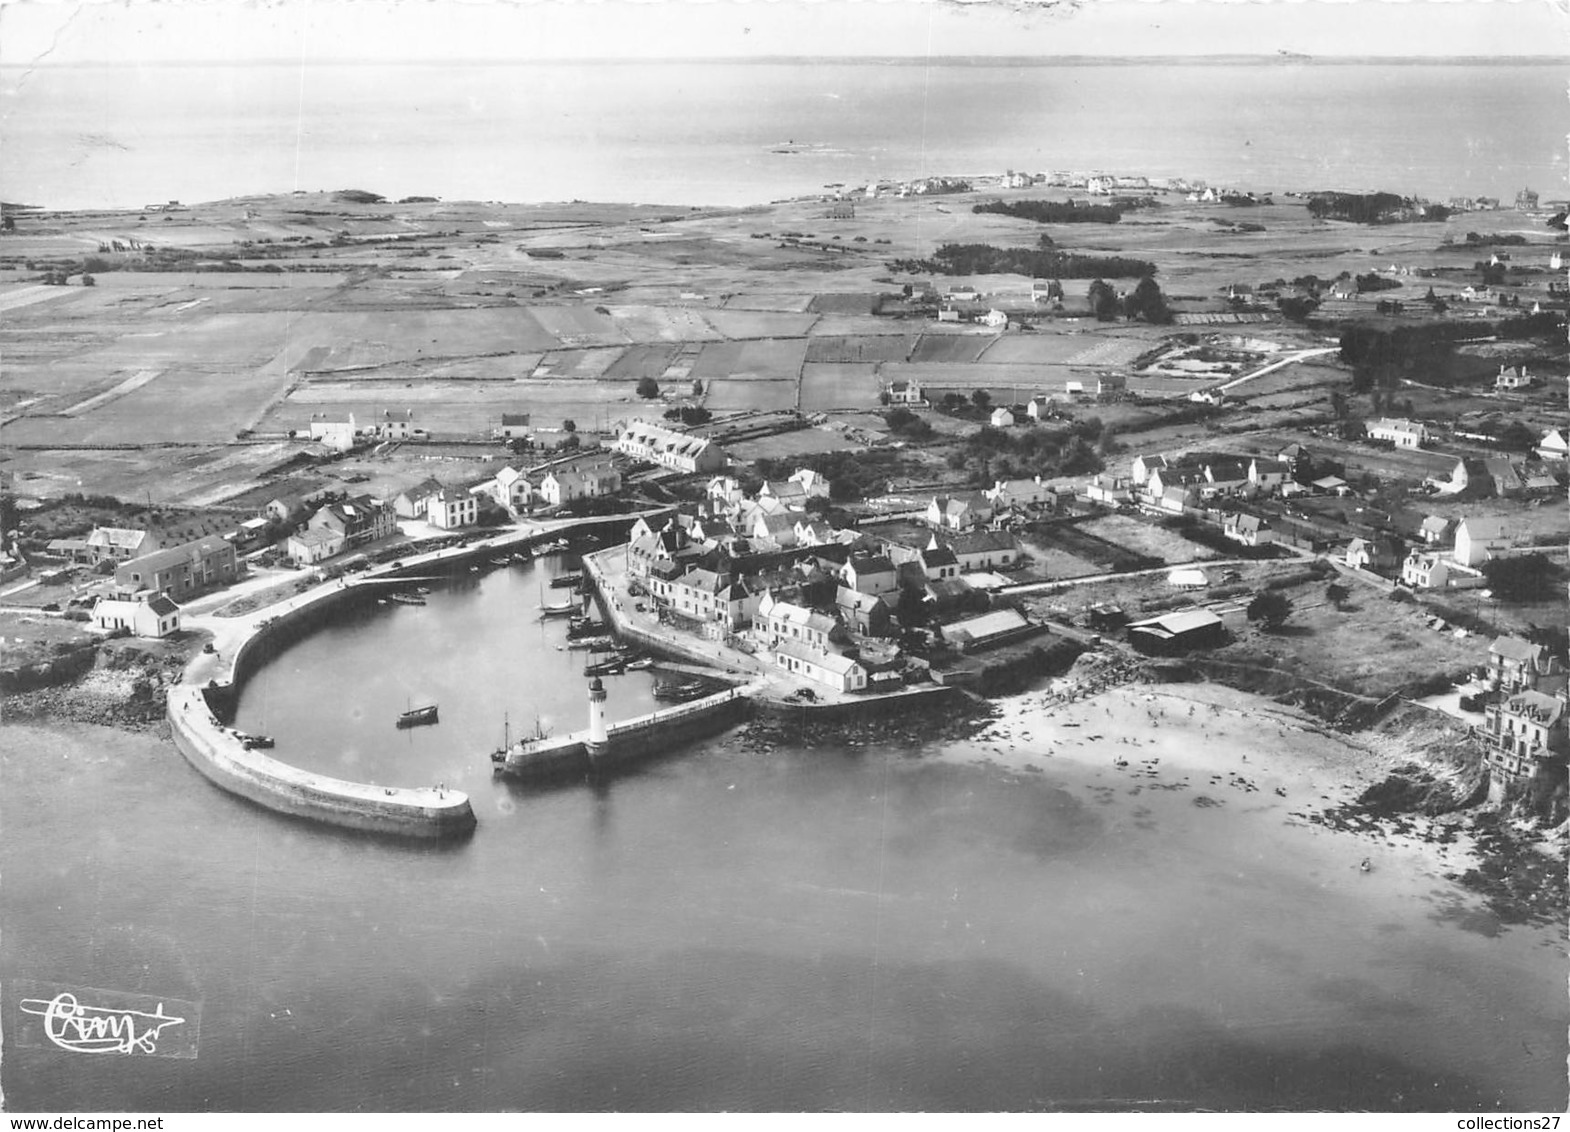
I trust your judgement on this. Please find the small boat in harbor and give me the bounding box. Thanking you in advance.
[234,731,274,750]
[511,550,533,564]
[568,635,616,651]
[550,572,583,589]
[396,704,439,729]
[625,656,654,670]
[388,592,426,606]
[539,601,576,618]
[653,679,710,703]
[584,657,626,677]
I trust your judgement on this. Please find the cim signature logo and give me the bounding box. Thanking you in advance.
[16,982,200,1059]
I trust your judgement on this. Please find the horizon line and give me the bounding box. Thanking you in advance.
[4,53,1569,68]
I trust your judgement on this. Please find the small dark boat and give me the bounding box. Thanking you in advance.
[653,679,709,703]
[388,592,426,606]
[584,658,626,677]
[568,635,616,651]
[550,572,583,589]
[397,704,439,729]
[566,617,604,639]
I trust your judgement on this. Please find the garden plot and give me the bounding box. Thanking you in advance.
[703,379,798,413]
[910,333,999,364]
[1064,337,1160,367]
[309,353,547,383]
[530,348,626,381]
[805,335,915,364]
[689,338,808,382]
[702,309,819,340]
[800,364,880,412]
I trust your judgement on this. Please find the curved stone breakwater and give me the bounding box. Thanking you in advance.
[158,537,572,839]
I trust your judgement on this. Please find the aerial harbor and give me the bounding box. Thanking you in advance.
[2,0,1567,1117]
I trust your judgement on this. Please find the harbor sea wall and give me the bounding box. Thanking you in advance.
[168,684,477,838]
[497,684,758,781]
[173,566,478,838]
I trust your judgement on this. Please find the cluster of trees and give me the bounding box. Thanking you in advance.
[972,200,1122,224]
[752,449,911,504]
[1086,276,1172,324]
[944,420,1107,484]
[663,405,712,426]
[1355,273,1401,294]
[636,377,660,399]
[1481,554,1561,604]
[889,241,1156,280]
[1305,192,1421,224]
[1246,590,1294,630]
[334,189,385,204]
[883,407,934,440]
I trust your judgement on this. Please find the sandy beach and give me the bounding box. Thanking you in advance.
[938,676,1482,882]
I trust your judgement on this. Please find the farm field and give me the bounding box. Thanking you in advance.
[725,425,862,462]
[689,338,808,381]
[704,378,797,413]
[799,364,879,412]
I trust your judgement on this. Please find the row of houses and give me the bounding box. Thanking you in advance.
[614,419,727,474]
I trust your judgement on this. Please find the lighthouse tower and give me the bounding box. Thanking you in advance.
[586,676,609,759]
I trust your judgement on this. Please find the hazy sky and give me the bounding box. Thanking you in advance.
[1,0,1567,66]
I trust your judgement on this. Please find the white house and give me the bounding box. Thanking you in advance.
[758,592,838,652]
[934,530,1021,572]
[773,639,868,693]
[926,492,992,531]
[1246,459,1288,492]
[1366,418,1427,449]
[92,592,180,638]
[989,406,1016,429]
[789,468,832,499]
[308,413,358,452]
[1402,551,1450,589]
[1535,429,1568,461]
[494,413,532,440]
[986,476,1054,510]
[1454,516,1511,567]
[287,528,346,566]
[885,379,925,406]
[486,466,533,515]
[1495,365,1534,392]
[979,308,1008,329]
[1222,513,1273,547]
[427,488,478,530]
[539,461,622,507]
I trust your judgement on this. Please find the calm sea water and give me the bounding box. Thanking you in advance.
[1,61,1565,210]
[3,557,1565,1112]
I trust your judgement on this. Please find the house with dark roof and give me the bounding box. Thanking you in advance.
[1127,609,1226,655]
[919,544,961,581]
[114,536,239,602]
[394,478,446,520]
[840,554,899,597]
[835,586,894,638]
[308,496,396,548]
[85,526,154,564]
[1222,513,1273,547]
[1345,534,1404,574]
[926,492,993,531]
[931,530,1021,572]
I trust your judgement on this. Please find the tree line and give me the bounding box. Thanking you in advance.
[888,241,1156,279]
[972,200,1123,224]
